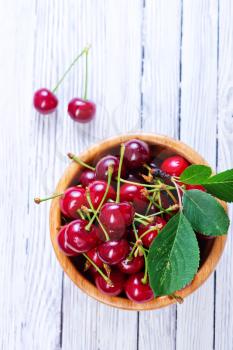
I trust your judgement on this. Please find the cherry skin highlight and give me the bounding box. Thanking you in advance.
[99,202,135,240]
[124,139,150,169]
[87,180,116,209]
[95,155,126,181]
[138,216,167,248]
[161,155,189,177]
[117,254,144,274]
[57,226,78,256]
[125,272,154,303]
[95,271,125,296]
[65,219,99,253]
[60,186,87,219]
[80,170,96,187]
[33,88,58,114]
[97,239,130,265]
[68,98,96,123]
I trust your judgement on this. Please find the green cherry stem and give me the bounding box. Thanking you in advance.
[67,152,95,171]
[34,192,63,204]
[132,222,139,240]
[172,179,183,210]
[145,190,157,215]
[52,45,91,93]
[119,178,161,188]
[85,165,113,231]
[83,46,90,100]
[140,246,148,284]
[116,144,125,203]
[77,209,85,220]
[134,218,149,226]
[83,253,112,285]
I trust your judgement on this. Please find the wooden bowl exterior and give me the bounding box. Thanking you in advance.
[50,133,227,310]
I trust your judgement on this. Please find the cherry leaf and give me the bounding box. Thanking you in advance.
[180,165,212,184]
[148,212,200,297]
[202,169,233,202]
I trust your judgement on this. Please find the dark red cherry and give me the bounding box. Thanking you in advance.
[60,186,87,219]
[117,254,144,274]
[97,239,130,265]
[95,155,126,180]
[88,180,116,209]
[138,216,167,248]
[186,184,206,192]
[125,272,154,303]
[80,169,96,187]
[33,88,58,114]
[124,139,150,169]
[86,247,104,273]
[65,219,99,253]
[120,183,149,213]
[161,155,189,177]
[95,270,125,296]
[57,226,78,256]
[68,98,96,123]
[126,173,142,183]
[99,202,135,240]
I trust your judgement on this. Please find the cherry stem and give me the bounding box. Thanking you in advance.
[140,246,148,284]
[127,245,137,261]
[120,178,162,188]
[139,226,159,240]
[170,293,184,304]
[165,188,177,204]
[83,47,89,100]
[52,45,91,93]
[85,166,113,232]
[145,190,157,215]
[134,218,149,226]
[172,179,183,210]
[34,192,63,204]
[132,222,139,240]
[116,144,125,203]
[77,209,85,220]
[83,253,112,285]
[67,153,95,171]
[128,227,158,256]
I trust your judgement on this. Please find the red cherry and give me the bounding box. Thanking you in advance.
[117,254,144,274]
[60,186,87,219]
[95,270,125,296]
[138,217,167,248]
[186,184,206,192]
[120,183,149,213]
[33,88,58,114]
[65,219,99,253]
[95,155,126,180]
[97,239,130,265]
[125,273,154,303]
[161,156,189,177]
[88,180,116,209]
[68,98,96,123]
[80,169,96,187]
[57,226,78,256]
[99,202,135,240]
[86,247,104,273]
[124,139,150,169]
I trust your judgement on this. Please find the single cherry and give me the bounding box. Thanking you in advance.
[68,98,96,123]
[95,270,125,296]
[60,186,87,219]
[97,239,130,265]
[161,155,189,177]
[138,216,167,248]
[117,254,144,274]
[33,88,58,114]
[124,139,150,169]
[88,180,116,209]
[57,226,78,256]
[95,155,126,180]
[186,184,206,192]
[125,272,154,303]
[120,183,149,213]
[99,202,135,240]
[80,169,96,187]
[86,247,104,273]
[65,219,99,253]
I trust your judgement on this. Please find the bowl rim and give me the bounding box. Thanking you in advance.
[50,133,227,311]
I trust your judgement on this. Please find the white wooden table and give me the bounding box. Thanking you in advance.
[1,1,233,349]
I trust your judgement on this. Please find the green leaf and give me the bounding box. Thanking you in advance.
[148,212,200,297]
[202,169,233,202]
[183,190,229,236]
[180,165,212,184]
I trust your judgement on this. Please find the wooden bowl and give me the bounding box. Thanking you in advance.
[50,133,227,310]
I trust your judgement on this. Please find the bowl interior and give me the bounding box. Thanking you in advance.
[50,134,227,310]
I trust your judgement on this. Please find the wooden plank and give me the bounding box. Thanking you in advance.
[61,1,142,349]
[139,1,181,349]
[215,1,233,349]
[176,1,218,349]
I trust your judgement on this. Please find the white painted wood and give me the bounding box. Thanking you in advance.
[215,1,233,349]
[177,1,218,349]
[60,1,142,349]
[139,1,181,349]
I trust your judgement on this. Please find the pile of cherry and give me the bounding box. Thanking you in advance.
[36,139,205,303]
